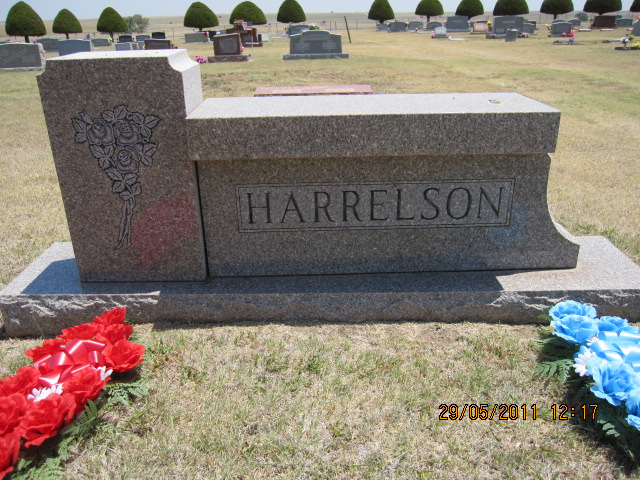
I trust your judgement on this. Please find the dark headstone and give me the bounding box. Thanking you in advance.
[0,42,45,70]
[616,18,633,27]
[118,35,133,43]
[136,34,151,42]
[207,30,217,39]
[36,38,59,52]
[284,30,348,59]
[151,31,166,39]
[58,39,93,56]
[493,16,525,34]
[144,39,172,50]
[427,22,443,31]
[408,21,424,30]
[568,19,581,27]
[591,15,616,28]
[388,21,408,32]
[446,16,470,32]
[550,22,572,36]
[208,33,249,62]
[633,21,640,35]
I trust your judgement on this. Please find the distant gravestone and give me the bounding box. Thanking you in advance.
[58,39,93,56]
[427,21,443,31]
[592,15,616,28]
[568,19,581,27]
[527,21,537,29]
[118,35,133,43]
[37,38,59,52]
[115,42,133,51]
[91,38,111,47]
[376,23,390,31]
[207,31,217,40]
[388,22,408,32]
[0,42,45,70]
[208,33,249,62]
[136,34,151,42]
[505,29,518,41]
[472,22,489,33]
[185,32,209,43]
[550,22,572,36]
[493,16,525,34]
[523,23,535,34]
[433,27,448,38]
[616,18,633,27]
[446,16,470,32]
[284,30,348,59]
[288,25,309,35]
[262,34,270,42]
[144,39,172,49]
[408,21,424,30]
[151,32,166,39]
[633,21,640,35]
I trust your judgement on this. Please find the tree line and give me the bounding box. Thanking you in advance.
[5,0,639,43]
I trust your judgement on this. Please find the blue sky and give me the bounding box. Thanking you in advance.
[1,0,636,21]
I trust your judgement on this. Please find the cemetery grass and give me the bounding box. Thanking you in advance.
[0,25,639,478]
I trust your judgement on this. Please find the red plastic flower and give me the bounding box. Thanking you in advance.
[58,322,104,341]
[25,338,66,362]
[93,307,127,326]
[0,367,40,397]
[0,393,28,437]
[95,323,133,345]
[0,431,21,479]
[62,368,107,415]
[103,339,145,372]
[19,394,77,448]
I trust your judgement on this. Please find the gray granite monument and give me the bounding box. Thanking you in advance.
[185,32,209,43]
[36,50,206,282]
[59,39,94,56]
[208,33,249,62]
[0,42,45,70]
[91,38,112,47]
[493,16,525,34]
[550,22,572,36]
[427,22,443,30]
[118,35,134,43]
[388,21,408,32]
[144,39,172,50]
[446,16,470,32]
[1,49,638,336]
[37,38,59,52]
[284,30,348,60]
[632,21,640,35]
[408,21,424,30]
[432,27,448,38]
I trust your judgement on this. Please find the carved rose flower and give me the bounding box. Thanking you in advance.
[114,120,143,146]
[86,120,114,146]
[114,147,140,173]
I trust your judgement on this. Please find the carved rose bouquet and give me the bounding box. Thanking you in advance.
[0,308,145,479]
[72,106,160,249]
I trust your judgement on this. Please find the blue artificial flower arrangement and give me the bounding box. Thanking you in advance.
[541,300,640,461]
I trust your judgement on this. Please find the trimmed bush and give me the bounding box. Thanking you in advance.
[583,0,621,14]
[415,0,444,22]
[631,0,640,11]
[97,7,128,39]
[540,0,574,19]
[575,11,589,19]
[368,0,395,23]
[455,0,485,18]
[493,0,529,16]
[277,0,306,23]
[230,2,268,25]
[5,1,46,43]
[52,9,82,39]
[184,2,219,31]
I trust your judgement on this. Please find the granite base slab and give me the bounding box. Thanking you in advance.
[1,237,639,337]
[207,54,250,62]
[283,53,349,60]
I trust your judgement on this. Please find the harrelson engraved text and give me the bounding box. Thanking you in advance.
[236,180,514,232]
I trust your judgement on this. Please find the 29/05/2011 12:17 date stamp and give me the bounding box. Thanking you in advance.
[438,404,599,421]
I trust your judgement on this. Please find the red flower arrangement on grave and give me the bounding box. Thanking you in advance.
[0,307,144,479]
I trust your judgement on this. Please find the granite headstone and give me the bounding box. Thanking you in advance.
[37,50,207,282]
[472,22,490,33]
[208,33,249,62]
[446,16,470,32]
[592,15,616,28]
[185,32,209,43]
[408,21,424,30]
[144,39,172,50]
[388,22,408,32]
[505,29,518,41]
[376,23,390,31]
[493,16,525,34]
[633,21,640,35]
[0,42,45,70]
[433,27,448,38]
[550,22,572,36]
[136,34,151,42]
[37,38,59,52]
[284,30,348,59]
[118,35,133,43]
[58,39,94,56]
[151,31,166,39]
[91,38,111,47]
[427,22,443,30]
[288,25,309,35]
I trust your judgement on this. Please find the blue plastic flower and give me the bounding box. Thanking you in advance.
[597,316,639,335]
[625,388,640,430]
[549,300,597,322]
[589,360,640,406]
[551,314,599,345]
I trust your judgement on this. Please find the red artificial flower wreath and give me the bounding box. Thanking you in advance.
[0,307,144,478]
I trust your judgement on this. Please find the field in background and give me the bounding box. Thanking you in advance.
[1,16,639,478]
